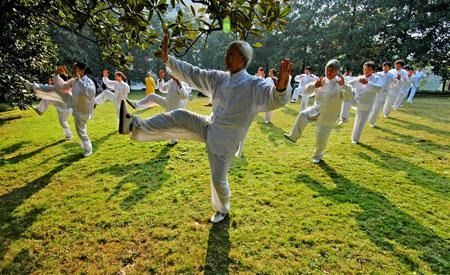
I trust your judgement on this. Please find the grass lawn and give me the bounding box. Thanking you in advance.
[1,92,449,274]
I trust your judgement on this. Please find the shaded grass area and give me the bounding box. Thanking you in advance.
[0,93,449,274]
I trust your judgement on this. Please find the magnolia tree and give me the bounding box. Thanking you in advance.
[1,0,292,107]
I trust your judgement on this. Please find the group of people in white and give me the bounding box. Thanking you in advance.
[19,35,426,223]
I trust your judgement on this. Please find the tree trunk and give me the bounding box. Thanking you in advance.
[442,79,447,93]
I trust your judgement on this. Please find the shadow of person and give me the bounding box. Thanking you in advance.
[255,115,294,147]
[0,153,83,263]
[281,105,301,117]
[92,144,173,209]
[297,162,449,273]
[0,141,31,156]
[386,117,450,137]
[356,143,449,198]
[204,216,231,275]
[373,126,448,155]
[0,139,65,167]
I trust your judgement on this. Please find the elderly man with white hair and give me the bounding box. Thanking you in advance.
[284,59,353,163]
[118,35,292,223]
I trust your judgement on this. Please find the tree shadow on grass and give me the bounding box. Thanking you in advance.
[387,117,450,137]
[0,153,83,269]
[0,140,65,167]
[356,143,449,198]
[204,217,230,275]
[374,126,449,155]
[297,162,450,273]
[92,145,172,210]
[0,141,31,156]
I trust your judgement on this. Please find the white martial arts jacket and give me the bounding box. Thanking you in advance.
[304,77,353,126]
[64,75,96,115]
[412,71,425,88]
[389,68,408,93]
[294,74,319,90]
[102,77,130,101]
[166,56,289,156]
[375,71,396,92]
[158,79,192,111]
[348,75,382,111]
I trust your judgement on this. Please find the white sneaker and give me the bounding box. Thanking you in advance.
[337,120,345,126]
[351,139,359,144]
[312,158,321,164]
[407,99,413,103]
[119,100,133,134]
[210,212,227,223]
[83,150,93,157]
[369,124,376,128]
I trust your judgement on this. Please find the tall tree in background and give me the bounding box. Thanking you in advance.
[2,0,292,107]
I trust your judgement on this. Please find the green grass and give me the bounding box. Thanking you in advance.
[1,93,449,274]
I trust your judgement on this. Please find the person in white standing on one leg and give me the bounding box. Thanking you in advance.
[407,66,426,103]
[368,61,396,127]
[284,59,353,163]
[337,70,356,125]
[347,61,382,144]
[21,65,74,140]
[384,59,408,116]
[264,68,278,124]
[62,62,96,157]
[95,69,130,119]
[126,72,192,145]
[118,35,292,223]
[234,66,266,158]
[291,66,319,110]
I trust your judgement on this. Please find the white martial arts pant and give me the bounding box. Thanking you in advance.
[407,86,419,102]
[383,90,399,117]
[73,112,92,154]
[291,87,301,101]
[368,92,387,126]
[287,107,334,159]
[95,90,124,118]
[135,93,181,144]
[36,100,73,139]
[130,109,231,214]
[340,101,351,122]
[265,111,272,123]
[393,88,409,109]
[352,109,372,142]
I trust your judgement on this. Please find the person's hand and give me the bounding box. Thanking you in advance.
[397,73,401,80]
[159,70,166,80]
[274,58,292,91]
[315,77,325,88]
[161,34,169,64]
[103,69,109,77]
[337,75,345,86]
[359,77,368,84]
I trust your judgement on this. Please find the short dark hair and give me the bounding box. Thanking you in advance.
[269,68,278,76]
[382,61,391,68]
[404,65,413,71]
[305,66,312,71]
[394,59,405,67]
[115,71,127,82]
[73,62,87,71]
[363,61,376,70]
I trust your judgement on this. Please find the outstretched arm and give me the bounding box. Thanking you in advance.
[161,34,221,97]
